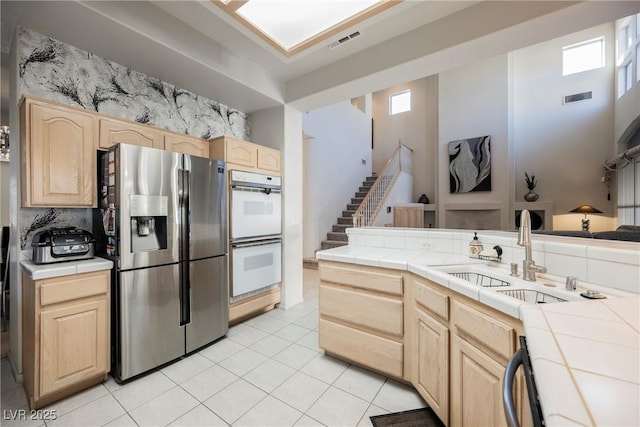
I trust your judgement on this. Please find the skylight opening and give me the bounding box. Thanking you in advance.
[562,37,605,76]
[236,0,379,50]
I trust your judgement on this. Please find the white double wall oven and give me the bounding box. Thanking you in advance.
[229,170,282,302]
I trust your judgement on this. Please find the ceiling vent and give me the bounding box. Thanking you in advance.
[563,91,592,104]
[328,31,361,50]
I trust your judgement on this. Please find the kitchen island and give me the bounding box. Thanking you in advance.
[316,227,639,427]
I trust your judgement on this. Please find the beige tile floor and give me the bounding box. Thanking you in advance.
[0,268,426,426]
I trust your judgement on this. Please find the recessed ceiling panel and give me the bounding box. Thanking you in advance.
[237,0,379,49]
[212,0,400,56]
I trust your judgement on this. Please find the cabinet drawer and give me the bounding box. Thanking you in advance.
[319,263,403,296]
[40,271,109,307]
[320,284,403,337]
[319,319,403,378]
[414,278,448,321]
[452,300,515,360]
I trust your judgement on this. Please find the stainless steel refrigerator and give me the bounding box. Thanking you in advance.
[95,143,228,382]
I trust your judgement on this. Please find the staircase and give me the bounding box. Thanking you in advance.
[303,174,377,270]
[320,175,377,250]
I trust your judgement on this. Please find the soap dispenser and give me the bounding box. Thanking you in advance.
[469,232,483,258]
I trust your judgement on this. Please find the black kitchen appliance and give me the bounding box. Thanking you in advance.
[31,227,95,264]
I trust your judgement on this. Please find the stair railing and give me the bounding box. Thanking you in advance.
[353,142,413,227]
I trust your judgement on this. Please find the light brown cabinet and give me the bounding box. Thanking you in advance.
[451,335,508,427]
[21,97,97,207]
[411,277,450,424]
[164,133,210,158]
[257,145,281,173]
[318,261,405,379]
[393,204,424,228]
[22,270,110,409]
[316,264,532,427]
[99,117,164,150]
[21,96,216,209]
[450,299,520,427]
[210,135,281,174]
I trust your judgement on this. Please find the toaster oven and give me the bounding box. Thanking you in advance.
[31,227,95,264]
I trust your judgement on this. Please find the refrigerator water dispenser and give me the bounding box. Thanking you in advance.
[130,194,168,252]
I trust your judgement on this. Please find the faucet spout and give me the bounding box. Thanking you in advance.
[518,210,545,281]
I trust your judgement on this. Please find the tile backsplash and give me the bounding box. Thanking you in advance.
[346,227,640,294]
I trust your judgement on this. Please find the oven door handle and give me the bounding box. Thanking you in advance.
[232,185,281,193]
[503,347,524,427]
[232,238,282,249]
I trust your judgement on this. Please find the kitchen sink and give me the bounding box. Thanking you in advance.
[448,272,511,288]
[497,289,567,304]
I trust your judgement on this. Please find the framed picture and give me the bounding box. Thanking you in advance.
[449,135,491,193]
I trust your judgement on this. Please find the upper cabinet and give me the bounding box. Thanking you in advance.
[257,146,281,173]
[20,96,252,208]
[210,135,281,175]
[165,134,209,158]
[21,97,97,207]
[99,117,164,150]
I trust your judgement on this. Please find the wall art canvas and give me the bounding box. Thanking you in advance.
[449,135,491,193]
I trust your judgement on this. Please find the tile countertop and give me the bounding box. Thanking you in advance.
[21,257,114,280]
[316,245,640,427]
[521,299,640,427]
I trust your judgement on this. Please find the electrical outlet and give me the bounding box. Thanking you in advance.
[387,206,391,213]
[421,240,432,249]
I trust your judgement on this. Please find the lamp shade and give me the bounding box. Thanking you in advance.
[569,205,602,214]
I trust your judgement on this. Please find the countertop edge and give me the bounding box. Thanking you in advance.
[21,258,114,280]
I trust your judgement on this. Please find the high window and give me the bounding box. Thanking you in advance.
[616,14,639,98]
[389,90,411,115]
[562,37,605,76]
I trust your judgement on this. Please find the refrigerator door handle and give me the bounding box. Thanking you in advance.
[179,261,191,326]
[178,167,191,326]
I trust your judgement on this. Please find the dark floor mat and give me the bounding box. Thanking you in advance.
[370,407,445,427]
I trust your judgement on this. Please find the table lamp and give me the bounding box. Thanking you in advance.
[569,205,602,231]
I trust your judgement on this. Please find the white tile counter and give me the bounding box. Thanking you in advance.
[316,227,640,427]
[521,298,640,426]
[21,257,113,280]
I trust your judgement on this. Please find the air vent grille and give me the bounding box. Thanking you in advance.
[328,31,361,50]
[563,91,592,104]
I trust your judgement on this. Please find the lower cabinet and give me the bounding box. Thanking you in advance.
[318,263,531,427]
[415,307,449,424]
[451,335,508,427]
[22,270,110,409]
[318,261,405,379]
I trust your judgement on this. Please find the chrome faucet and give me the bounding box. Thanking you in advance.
[517,210,547,281]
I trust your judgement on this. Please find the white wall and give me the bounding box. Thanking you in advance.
[249,107,284,151]
[372,77,438,203]
[512,23,616,232]
[251,106,304,309]
[438,54,511,229]
[302,99,372,258]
